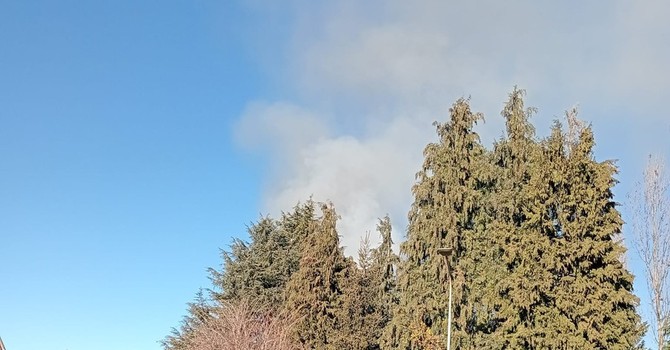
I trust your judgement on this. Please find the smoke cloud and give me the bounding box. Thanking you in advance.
[234,0,670,256]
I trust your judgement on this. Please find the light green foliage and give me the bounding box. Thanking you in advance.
[545,125,644,348]
[480,90,642,348]
[392,98,486,349]
[486,88,555,347]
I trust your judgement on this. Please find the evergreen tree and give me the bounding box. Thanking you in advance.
[164,89,646,350]
[485,88,558,347]
[209,218,277,307]
[284,203,357,349]
[525,121,572,347]
[373,216,400,350]
[548,125,644,348]
[484,93,644,348]
[209,201,317,311]
[164,202,317,349]
[342,232,383,350]
[392,98,486,349]
[356,233,380,348]
[345,216,402,350]
[162,290,212,350]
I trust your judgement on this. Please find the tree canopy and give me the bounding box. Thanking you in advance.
[164,89,644,350]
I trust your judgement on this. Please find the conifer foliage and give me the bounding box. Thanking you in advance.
[391,98,486,349]
[550,126,643,348]
[164,89,644,350]
[283,203,357,349]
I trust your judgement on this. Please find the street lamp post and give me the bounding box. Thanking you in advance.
[437,247,454,350]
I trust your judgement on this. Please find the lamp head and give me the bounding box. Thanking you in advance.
[437,247,453,257]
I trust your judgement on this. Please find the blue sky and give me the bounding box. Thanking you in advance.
[0,2,266,349]
[2,1,670,349]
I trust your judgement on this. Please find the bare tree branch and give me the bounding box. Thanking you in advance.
[178,299,301,350]
[565,105,585,154]
[630,155,670,350]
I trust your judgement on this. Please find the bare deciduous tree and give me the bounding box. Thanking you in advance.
[178,300,300,350]
[630,155,670,350]
[565,105,585,153]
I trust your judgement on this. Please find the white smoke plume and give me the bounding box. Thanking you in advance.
[234,0,670,256]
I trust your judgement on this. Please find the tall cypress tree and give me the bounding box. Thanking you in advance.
[344,216,400,350]
[349,234,380,349]
[392,98,485,349]
[486,88,557,347]
[549,125,644,348]
[373,216,400,350]
[525,120,572,348]
[342,227,389,350]
[284,203,357,349]
[483,94,644,348]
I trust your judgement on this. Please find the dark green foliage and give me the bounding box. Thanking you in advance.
[283,203,358,349]
[390,89,643,349]
[163,202,318,350]
[162,290,212,350]
[209,202,316,311]
[373,216,400,349]
[209,218,280,308]
[351,216,400,350]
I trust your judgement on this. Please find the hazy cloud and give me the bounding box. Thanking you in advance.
[234,0,670,256]
[235,101,329,156]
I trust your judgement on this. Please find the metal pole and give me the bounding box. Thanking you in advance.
[437,247,454,350]
[447,277,452,350]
